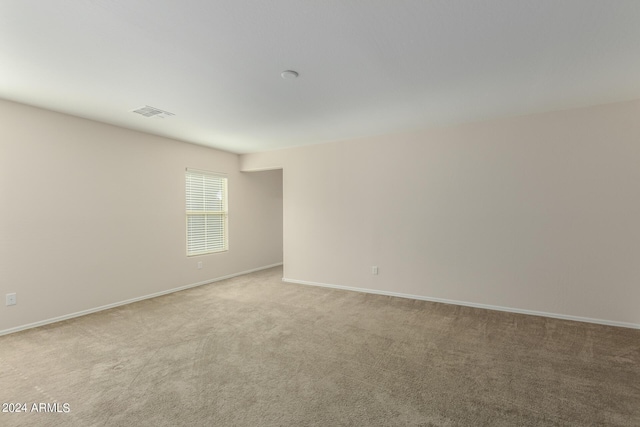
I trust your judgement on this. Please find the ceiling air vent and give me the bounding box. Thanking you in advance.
[131,105,175,119]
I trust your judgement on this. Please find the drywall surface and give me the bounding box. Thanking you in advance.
[242,100,640,326]
[0,99,282,332]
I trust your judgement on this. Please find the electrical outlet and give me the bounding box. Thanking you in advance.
[197,261,202,269]
[372,266,379,275]
[6,293,16,306]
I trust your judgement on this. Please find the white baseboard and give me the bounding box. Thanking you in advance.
[282,277,640,330]
[0,263,283,337]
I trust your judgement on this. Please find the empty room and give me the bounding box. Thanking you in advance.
[1,1,639,426]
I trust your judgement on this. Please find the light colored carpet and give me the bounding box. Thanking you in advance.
[1,266,639,426]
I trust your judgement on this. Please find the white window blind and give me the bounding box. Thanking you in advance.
[185,169,228,256]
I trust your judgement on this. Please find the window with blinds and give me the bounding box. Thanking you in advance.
[185,169,228,256]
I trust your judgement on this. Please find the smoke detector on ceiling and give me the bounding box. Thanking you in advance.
[281,70,299,79]
[131,106,175,119]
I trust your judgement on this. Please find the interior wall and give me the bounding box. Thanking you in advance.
[241,99,640,327]
[0,99,283,333]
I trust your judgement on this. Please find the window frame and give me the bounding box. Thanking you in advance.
[185,168,228,257]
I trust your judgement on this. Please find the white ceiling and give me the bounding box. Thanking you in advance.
[1,1,639,154]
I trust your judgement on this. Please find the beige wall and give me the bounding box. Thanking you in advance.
[0,99,283,333]
[242,99,640,327]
